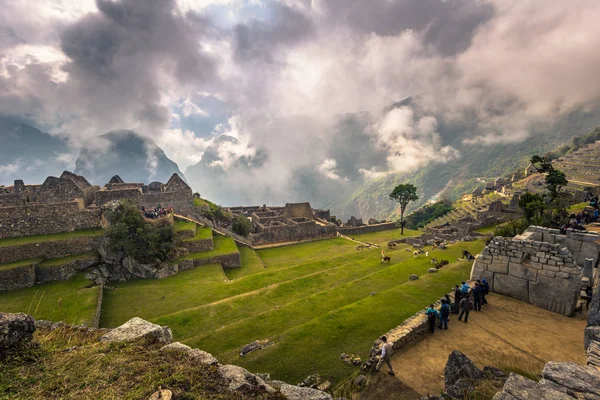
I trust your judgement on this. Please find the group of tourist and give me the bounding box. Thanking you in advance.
[376,279,490,376]
[141,205,173,219]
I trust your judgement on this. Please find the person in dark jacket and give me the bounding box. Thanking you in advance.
[453,285,462,313]
[473,283,483,311]
[481,279,490,305]
[426,304,439,333]
[458,296,471,322]
[586,286,594,309]
[439,299,450,329]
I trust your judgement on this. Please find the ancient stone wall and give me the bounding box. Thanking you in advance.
[93,285,104,329]
[35,258,96,284]
[0,201,102,239]
[32,176,84,203]
[0,236,99,264]
[95,188,143,207]
[177,252,242,270]
[249,221,337,245]
[471,235,583,315]
[142,189,194,216]
[524,226,600,268]
[0,264,36,291]
[338,222,397,236]
[284,202,314,219]
[181,238,213,253]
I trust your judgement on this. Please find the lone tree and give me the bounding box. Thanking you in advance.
[530,155,568,201]
[390,183,419,235]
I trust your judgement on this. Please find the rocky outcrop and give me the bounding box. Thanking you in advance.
[218,364,275,393]
[444,351,484,389]
[159,341,219,366]
[89,237,179,283]
[279,383,333,400]
[0,312,35,351]
[100,317,172,344]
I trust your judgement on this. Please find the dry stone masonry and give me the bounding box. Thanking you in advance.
[471,230,587,315]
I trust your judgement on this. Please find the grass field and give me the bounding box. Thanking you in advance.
[171,235,238,265]
[0,274,99,326]
[183,226,213,242]
[0,229,103,247]
[351,227,420,245]
[101,232,484,385]
[38,251,98,267]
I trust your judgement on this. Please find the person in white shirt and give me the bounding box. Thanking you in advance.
[375,335,395,376]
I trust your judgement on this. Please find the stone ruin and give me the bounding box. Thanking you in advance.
[228,202,337,246]
[471,225,600,315]
[0,171,193,240]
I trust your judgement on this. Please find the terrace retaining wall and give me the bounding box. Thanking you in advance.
[35,258,97,284]
[93,285,104,329]
[181,238,213,253]
[337,222,397,236]
[0,236,99,264]
[0,263,36,291]
[177,252,242,270]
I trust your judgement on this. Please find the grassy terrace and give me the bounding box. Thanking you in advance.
[101,231,485,385]
[0,274,99,326]
[0,229,103,247]
[170,235,238,265]
[38,251,98,267]
[0,258,43,271]
[183,226,213,242]
[174,220,196,232]
[351,227,420,245]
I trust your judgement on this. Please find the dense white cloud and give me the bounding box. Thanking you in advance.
[1,0,600,205]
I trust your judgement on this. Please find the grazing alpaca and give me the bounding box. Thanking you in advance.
[381,256,391,264]
[430,257,438,265]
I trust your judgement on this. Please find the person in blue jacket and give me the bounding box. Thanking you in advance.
[439,299,450,329]
[426,304,439,333]
[461,281,470,294]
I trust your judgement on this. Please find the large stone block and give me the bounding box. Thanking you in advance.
[494,274,529,302]
[508,263,537,281]
[0,264,36,291]
[100,317,172,344]
[529,275,580,315]
[488,260,509,274]
[0,312,36,350]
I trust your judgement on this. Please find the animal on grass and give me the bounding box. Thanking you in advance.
[356,245,365,251]
[430,257,438,265]
[413,249,424,256]
[381,256,391,264]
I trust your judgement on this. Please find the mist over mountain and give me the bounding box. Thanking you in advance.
[0,117,71,186]
[74,130,186,186]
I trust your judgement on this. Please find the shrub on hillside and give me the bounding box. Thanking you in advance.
[493,218,530,238]
[405,200,453,229]
[105,201,176,263]
[231,215,253,237]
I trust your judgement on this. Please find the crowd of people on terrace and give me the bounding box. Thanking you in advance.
[141,205,173,219]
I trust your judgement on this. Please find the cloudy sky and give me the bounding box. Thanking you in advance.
[2,0,600,205]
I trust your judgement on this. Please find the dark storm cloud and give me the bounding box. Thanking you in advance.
[233,2,315,63]
[318,0,494,56]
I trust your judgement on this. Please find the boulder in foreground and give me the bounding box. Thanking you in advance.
[100,317,172,344]
[0,312,36,351]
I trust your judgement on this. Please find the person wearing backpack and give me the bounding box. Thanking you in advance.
[426,304,439,333]
[439,299,450,329]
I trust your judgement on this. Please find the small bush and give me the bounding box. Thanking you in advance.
[493,218,530,238]
[231,215,253,237]
[405,200,453,229]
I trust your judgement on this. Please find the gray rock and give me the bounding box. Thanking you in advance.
[0,312,35,350]
[409,274,419,281]
[218,364,275,393]
[483,366,508,380]
[160,341,191,353]
[256,373,271,382]
[492,393,518,400]
[444,351,483,389]
[99,317,172,344]
[428,268,438,273]
[542,361,600,397]
[188,348,218,365]
[354,374,366,387]
[35,320,53,329]
[585,326,600,351]
[240,340,263,356]
[279,383,333,400]
[502,373,539,399]
[50,321,66,330]
[446,377,475,399]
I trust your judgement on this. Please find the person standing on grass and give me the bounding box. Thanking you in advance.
[439,299,450,330]
[473,283,483,311]
[376,336,395,376]
[458,295,471,323]
[426,304,439,333]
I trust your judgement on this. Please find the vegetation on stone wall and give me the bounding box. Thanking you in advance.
[231,215,253,237]
[194,195,232,225]
[405,200,453,229]
[544,127,600,161]
[105,201,176,263]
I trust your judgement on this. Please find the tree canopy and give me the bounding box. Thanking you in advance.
[390,183,419,234]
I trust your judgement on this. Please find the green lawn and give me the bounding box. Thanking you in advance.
[351,228,420,245]
[0,258,44,271]
[0,274,99,326]
[171,235,238,265]
[100,230,485,385]
[0,229,103,248]
[474,224,499,235]
[38,251,98,267]
[568,202,590,214]
[183,226,213,242]
[174,220,196,232]
[225,246,265,280]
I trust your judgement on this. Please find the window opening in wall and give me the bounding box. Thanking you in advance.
[522,253,531,267]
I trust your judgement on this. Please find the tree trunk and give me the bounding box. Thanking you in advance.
[400,211,405,235]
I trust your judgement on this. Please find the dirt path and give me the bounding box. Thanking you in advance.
[361,293,588,399]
